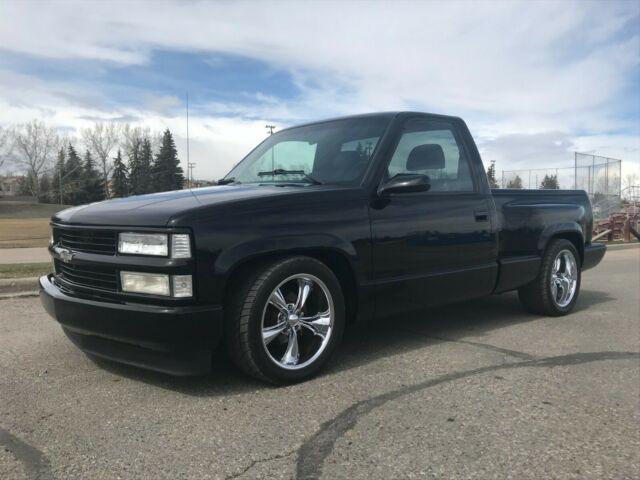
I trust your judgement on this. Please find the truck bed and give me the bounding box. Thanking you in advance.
[492,189,592,259]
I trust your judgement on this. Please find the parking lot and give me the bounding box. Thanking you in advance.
[1,247,638,479]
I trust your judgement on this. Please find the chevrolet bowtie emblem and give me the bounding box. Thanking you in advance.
[54,246,75,263]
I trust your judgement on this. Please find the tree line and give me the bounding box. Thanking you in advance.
[487,160,561,190]
[0,120,184,205]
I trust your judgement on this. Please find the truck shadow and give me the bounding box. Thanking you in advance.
[89,288,613,396]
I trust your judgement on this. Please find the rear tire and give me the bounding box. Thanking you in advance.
[518,239,581,316]
[225,256,345,385]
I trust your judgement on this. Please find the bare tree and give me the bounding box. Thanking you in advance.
[121,124,152,155]
[624,173,638,190]
[82,123,120,198]
[13,120,60,198]
[0,125,15,169]
[623,172,639,202]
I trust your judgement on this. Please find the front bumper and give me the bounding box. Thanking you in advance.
[582,242,606,271]
[39,274,223,375]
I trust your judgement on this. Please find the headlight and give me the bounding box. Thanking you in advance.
[120,271,170,296]
[120,272,193,297]
[118,233,168,256]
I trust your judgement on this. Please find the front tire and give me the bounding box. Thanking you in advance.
[518,239,581,316]
[226,256,345,384]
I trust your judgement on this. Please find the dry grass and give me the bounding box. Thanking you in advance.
[0,201,69,219]
[0,200,68,248]
[0,218,51,248]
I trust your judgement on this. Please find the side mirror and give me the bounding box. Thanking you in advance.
[378,173,431,195]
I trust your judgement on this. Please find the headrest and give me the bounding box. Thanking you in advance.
[407,144,445,171]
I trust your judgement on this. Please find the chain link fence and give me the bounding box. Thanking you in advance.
[501,153,622,219]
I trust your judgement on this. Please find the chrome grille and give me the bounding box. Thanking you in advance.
[53,227,117,255]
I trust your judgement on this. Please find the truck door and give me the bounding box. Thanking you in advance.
[369,117,497,318]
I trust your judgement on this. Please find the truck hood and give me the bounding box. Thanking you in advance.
[53,185,310,226]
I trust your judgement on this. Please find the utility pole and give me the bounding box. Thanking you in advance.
[188,162,196,188]
[265,125,276,171]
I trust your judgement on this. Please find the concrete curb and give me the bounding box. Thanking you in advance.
[605,242,639,251]
[0,277,39,295]
[0,291,39,300]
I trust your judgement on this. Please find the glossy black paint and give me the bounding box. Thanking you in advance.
[582,243,607,271]
[378,173,431,194]
[43,111,606,375]
[39,274,222,374]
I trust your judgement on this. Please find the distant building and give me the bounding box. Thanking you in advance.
[189,179,217,189]
[0,176,21,196]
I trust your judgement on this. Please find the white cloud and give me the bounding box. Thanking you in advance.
[142,95,182,115]
[0,0,638,179]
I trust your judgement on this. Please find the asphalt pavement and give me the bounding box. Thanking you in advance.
[1,248,638,479]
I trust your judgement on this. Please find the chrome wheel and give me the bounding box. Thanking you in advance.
[550,249,578,307]
[261,273,334,370]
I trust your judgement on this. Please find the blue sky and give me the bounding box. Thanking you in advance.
[0,0,638,180]
[0,48,299,117]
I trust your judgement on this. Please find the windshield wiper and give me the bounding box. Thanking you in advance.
[257,169,323,185]
[217,177,240,185]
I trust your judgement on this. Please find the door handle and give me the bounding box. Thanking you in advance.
[474,211,489,222]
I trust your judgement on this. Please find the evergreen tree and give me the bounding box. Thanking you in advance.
[486,160,499,188]
[81,150,105,204]
[540,174,559,189]
[354,142,366,161]
[128,138,153,195]
[38,174,52,203]
[128,139,143,195]
[111,149,129,198]
[52,148,66,204]
[506,175,523,189]
[51,148,66,205]
[139,138,153,193]
[65,144,84,205]
[17,173,35,196]
[152,129,184,192]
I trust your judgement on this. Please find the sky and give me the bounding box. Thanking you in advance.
[0,0,638,182]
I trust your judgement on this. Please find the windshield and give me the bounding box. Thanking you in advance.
[223,117,390,186]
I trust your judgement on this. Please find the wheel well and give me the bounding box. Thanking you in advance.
[549,232,584,265]
[223,249,359,322]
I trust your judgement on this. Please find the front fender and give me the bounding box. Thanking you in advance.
[214,233,359,276]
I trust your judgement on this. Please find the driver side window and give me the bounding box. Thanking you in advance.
[387,121,474,192]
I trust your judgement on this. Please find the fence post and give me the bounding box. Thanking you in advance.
[605,159,609,197]
[591,155,595,195]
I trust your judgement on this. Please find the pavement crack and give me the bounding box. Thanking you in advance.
[295,350,639,480]
[402,329,537,360]
[225,449,297,480]
[0,428,54,480]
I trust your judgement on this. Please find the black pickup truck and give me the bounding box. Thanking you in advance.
[40,112,606,384]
